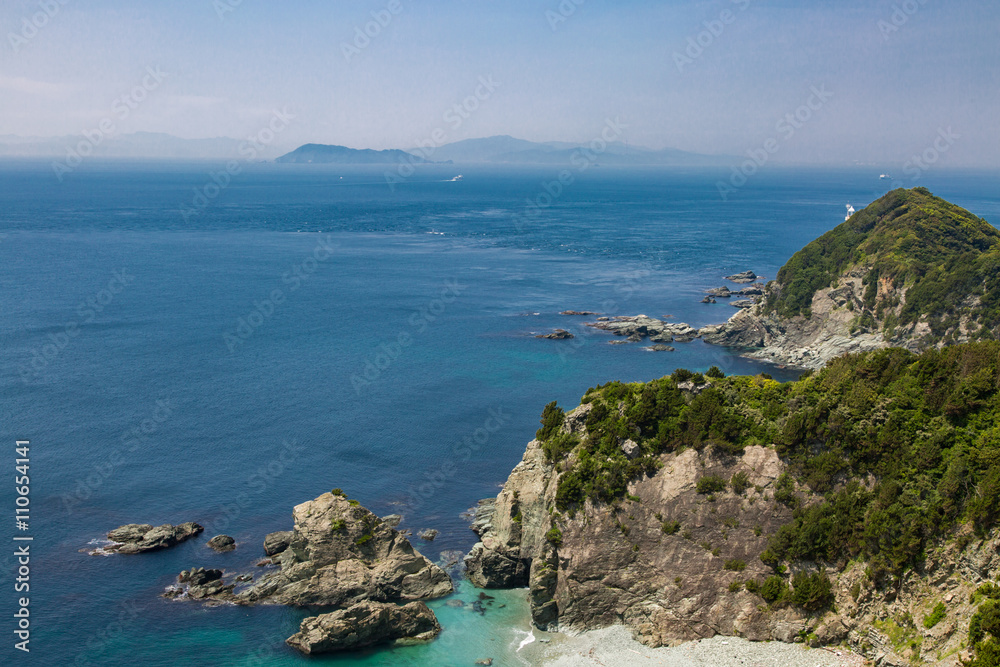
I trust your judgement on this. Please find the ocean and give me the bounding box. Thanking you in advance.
[2,160,999,666]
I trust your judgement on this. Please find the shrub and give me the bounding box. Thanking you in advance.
[545,527,563,547]
[697,475,727,494]
[331,488,346,497]
[725,559,747,572]
[355,534,372,546]
[542,432,579,461]
[672,368,694,382]
[330,519,345,531]
[759,575,788,603]
[729,579,744,592]
[924,601,947,629]
[691,373,706,385]
[790,571,834,612]
[706,366,725,379]
[537,401,566,441]
[745,579,760,594]
[773,473,797,507]
[661,520,681,535]
[731,471,751,495]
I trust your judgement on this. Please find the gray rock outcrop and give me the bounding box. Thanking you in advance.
[174,492,452,607]
[285,600,440,654]
[207,535,236,552]
[105,522,203,554]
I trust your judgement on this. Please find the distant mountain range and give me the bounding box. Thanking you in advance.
[0,131,733,166]
[412,135,734,165]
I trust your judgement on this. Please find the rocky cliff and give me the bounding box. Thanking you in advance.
[467,343,1000,665]
[700,188,1000,369]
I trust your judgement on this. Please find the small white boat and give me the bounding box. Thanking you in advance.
[449,175,463,182]
[880,174,890,179]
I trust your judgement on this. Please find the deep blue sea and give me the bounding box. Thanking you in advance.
[2,160,999,666]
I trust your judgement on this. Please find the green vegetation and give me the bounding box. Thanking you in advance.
[790,570,834,611]
[724,558,746,572]
[731,471,751,494]
[331,488,346,497]
[544,339,1000,588]
[661,520,681,535]
[764,188,1000,340]
[545,526,563,546]
[728,579,744,592]
[923,601,947,629]
[537,401,566,442]
[969,588,1000,666]
[330,518,345,531]
[696,475,727,494]
[706,366,726,379]
[759,575,788,603]
[355,534,372,546]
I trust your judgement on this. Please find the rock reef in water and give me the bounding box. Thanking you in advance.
[285,600,441,655]
[170,491,452,607]
[103,522,203,554]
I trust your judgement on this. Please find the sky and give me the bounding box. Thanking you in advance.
[0,0,998,165]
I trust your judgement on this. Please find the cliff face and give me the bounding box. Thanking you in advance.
[468,343,1000,664]
[466,404,813,644]
[701,188,1000,369]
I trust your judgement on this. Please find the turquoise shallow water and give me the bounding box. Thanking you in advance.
[2,162,999,665]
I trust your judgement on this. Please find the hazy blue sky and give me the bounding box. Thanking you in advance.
[1,0,997,165]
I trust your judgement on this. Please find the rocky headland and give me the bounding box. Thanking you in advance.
[466,339,1000,665]
[700,188,1000,369]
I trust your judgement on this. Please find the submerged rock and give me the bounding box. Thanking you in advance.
[560,310,598,316]
[104,522,203,554]
[285,600,440,654]
[417,529,439,541]
[536,329,575,340]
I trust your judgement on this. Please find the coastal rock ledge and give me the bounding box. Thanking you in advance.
[104,522,203,554]
[285,600,441,655]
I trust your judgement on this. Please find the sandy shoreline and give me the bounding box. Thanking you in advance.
[517,626,865,667]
